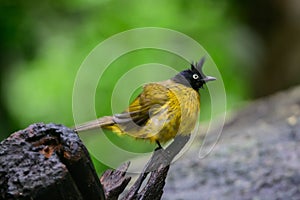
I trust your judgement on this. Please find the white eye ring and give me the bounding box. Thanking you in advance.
[192,74,199,79]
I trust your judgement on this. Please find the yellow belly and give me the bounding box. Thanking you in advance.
[131,82,200,143]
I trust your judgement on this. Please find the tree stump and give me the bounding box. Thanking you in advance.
[0,123,105,200]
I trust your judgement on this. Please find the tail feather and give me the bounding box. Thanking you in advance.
[74,116,115,132]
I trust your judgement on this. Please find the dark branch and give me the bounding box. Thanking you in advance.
[122,135,190,200]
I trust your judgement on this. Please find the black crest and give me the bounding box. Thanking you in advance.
[190,56,206,78]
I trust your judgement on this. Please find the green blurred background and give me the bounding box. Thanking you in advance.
[1,0,299,173]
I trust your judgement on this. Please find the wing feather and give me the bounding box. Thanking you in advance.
[113,83,169,131]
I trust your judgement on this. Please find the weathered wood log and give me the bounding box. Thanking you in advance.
[0,123,105,200]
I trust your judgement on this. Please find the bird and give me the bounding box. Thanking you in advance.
[74,57,216,148]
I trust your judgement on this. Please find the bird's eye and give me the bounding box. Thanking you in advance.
[192,74,199,79]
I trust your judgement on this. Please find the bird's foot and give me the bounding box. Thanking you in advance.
[155,140,163,151]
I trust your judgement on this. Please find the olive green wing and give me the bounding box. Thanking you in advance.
[113,83,170,132]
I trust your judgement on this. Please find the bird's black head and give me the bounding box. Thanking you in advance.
[172,57,216,91]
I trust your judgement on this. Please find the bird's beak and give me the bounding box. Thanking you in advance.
[202,76,216,82]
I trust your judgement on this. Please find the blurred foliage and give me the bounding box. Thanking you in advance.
[0,0,260,173]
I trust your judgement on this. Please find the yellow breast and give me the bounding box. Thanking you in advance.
[142,80,200,143]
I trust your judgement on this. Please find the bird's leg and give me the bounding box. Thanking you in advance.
[155,140,163,151]
[147,135,191,172]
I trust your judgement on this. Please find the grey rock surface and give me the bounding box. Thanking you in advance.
[163,86,300,200]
